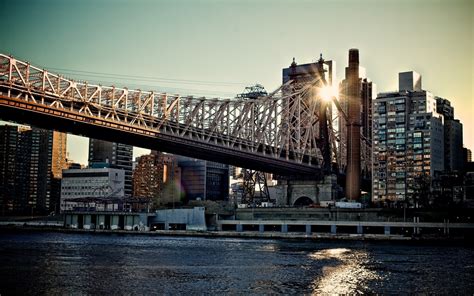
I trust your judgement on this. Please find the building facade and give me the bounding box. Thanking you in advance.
[0,125,67,214]
[178,156,229,201]
[60,167,125,211]
[436,97,464,172]
[0,125,27,214]
[372,72,445,202]
[133,151,181,206]
[466,148,472,163]
[88,139,133,196]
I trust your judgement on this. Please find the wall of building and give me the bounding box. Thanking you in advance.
[150,207,206,231]
[178,157,229,201]
[0,125,66,214]
[89,139,133,196]
[373,73,447,203]
[60,168,125,211]
[133,152,181,205]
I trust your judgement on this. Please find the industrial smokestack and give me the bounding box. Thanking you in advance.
[345,48,361,200]
[349,48,359,65]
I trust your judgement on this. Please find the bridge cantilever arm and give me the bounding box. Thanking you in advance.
[331,96,349,122]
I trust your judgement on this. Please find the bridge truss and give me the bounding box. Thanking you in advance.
[0,53,339,177]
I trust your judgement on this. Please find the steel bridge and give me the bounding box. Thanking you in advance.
[0,53,340,177]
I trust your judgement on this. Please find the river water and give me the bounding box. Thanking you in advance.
[0,231,473,295]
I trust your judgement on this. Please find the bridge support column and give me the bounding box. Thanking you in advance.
[97,215,105,229]
[110,215,119,230]
[65,214,76,228]
[413,217,420,235]
[164,222,169,231]
[124,216,134,231]
[331,225,337,234]
[281,224,288,233]
[384,226,391,235]
[357,225,363,234]
[306,225,312,235]
[259,224,264,232]
[443,219,450,236]
[71,215,78,229]
[236,224,243,232]
[83,215,92,230]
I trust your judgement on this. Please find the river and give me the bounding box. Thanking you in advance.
[0,231,473,295]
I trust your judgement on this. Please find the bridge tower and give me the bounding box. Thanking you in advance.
[282,55,336,174]
[276,56,339,206]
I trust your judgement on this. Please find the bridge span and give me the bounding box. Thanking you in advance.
[0,53,337,177]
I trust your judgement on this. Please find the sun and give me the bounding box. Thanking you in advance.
[319,85,339,102]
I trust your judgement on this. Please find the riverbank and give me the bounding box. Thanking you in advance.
[2,224,473,243]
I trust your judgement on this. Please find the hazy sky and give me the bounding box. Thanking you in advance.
[0,0,472,165]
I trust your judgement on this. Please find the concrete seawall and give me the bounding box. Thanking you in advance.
[2,224,472,242]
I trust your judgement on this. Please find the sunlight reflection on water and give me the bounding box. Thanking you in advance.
[1,233,473,294]
[309,248,383,295]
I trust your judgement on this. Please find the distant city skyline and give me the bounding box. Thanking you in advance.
[1,0,472,164]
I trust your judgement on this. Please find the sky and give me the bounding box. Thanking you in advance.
[0,0,472,165]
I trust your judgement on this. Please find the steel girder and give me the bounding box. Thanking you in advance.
[0,54,334,174]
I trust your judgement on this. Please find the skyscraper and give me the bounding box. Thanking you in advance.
[373,72,444,203]
[0,125,67,214]
[133,151,181,205]
[51,131,68,178]
[0,125,25,214]
[436,97,464,172]
[178,156,229,201]
[88,139,133,196]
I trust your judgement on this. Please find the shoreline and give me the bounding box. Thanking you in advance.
[1,225,472,244]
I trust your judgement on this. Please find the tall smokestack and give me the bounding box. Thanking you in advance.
[345,48,361,200]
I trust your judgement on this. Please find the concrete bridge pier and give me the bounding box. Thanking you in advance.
[275,175,338,206]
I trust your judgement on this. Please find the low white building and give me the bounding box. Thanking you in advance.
[60,167,125,212]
